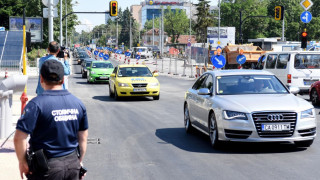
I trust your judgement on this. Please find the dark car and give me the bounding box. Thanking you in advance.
[310,81,320,105]
[77,51,90,65]
[81,58,94,78]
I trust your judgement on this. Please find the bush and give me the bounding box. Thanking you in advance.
[27,49,46,67]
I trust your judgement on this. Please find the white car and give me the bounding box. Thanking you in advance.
[184,70,316,148]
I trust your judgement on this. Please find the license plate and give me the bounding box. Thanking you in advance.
[304,80,318,85]
[100,76,109,80]
[133,88,146,92]
[261,124,290,131]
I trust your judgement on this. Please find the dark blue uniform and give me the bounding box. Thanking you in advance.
[16,90,88,179]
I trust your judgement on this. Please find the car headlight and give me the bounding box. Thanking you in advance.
[149,82,159,87]
[301,108,315,119]
[91,71,95,74]
[223,110,248,120]
[118,82,129,87]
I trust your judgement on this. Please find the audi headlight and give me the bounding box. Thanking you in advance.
[118,83,129,87]
[301,109,315,119]
[91,71,96,74]
[149,82,159,87]
[224,110,248,120]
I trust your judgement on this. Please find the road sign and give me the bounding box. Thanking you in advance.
[149,0,153,5]
[136,55,141,59]
[211,55,226,68]
[0,27,5,31]
[43,8,58,18]
[236,55,246,65]
[99,53,104,57]
[216,46,222,50]
[42,0,59,7]
[103,54,109,60]
[217,41,221,45]
[301,11,312,23]
[209,40,214,44]
[300,0,313,11]
[125,52,131,57]
[94,51,98,56]
[187,42,191,47]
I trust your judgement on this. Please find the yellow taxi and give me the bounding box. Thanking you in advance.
[109,65,160,100]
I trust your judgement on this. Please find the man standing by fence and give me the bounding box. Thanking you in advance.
[14,60,88,179]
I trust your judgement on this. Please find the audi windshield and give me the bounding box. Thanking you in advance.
[216,75,289,95]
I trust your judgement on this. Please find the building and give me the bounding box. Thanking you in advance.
[105,13,116,24]
[142,28,168,46]
[130,0,197,29]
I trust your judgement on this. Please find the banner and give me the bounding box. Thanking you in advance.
[9,17,43,42]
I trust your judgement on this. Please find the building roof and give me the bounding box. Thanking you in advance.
[167,35,197,44]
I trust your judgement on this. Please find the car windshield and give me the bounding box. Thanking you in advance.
[216,75,288,95]
[86,62,92,67]
[294,54,320,69]
[92,63,113,68]
[118,67,152,77]
[79,53,89,58]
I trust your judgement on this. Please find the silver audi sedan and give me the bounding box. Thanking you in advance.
[184,70,316,148]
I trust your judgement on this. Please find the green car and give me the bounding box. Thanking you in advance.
[87,61,114,83]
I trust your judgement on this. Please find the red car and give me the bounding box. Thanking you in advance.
[310,81,320,105]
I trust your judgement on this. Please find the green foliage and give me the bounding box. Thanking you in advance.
[194,0,214,43]
[164,6,189,43]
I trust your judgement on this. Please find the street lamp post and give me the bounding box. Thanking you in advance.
[65,0,67,47]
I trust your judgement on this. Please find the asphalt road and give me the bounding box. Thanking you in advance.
[26,58,320,180]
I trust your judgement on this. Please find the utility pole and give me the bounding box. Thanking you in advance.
[152,14,154,46]
[60,0,63,45]
[282,14,285,41]
[161,7,164,56]
[218,0,220,41]
[48,0,54,42]
[116,18,118,47]
[130,17,132,49]
[159,14,161,54]
[65,0,67,47]
[189,0,194,78]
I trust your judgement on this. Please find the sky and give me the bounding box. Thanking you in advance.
[73,0,218,33]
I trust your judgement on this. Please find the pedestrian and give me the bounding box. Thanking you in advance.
[14,60,89,180]
[36,41,70,95]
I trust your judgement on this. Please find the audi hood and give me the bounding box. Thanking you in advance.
[214,94,314,113]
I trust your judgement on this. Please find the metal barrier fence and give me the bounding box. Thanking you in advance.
[0,60,21,73]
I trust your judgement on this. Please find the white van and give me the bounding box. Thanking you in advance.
[132,47,153,59]
[258,51,320,94]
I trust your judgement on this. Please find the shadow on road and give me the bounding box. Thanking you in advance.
[155,128,307,154]
[92,96,114,102]
[92,96,153,102]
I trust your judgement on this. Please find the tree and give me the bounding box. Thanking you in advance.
[164,6,189,43]
[194,0,214,43]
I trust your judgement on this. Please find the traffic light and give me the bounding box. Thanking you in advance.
[110,1,118,17]
[275,6,284,21]
[301,31,308,49]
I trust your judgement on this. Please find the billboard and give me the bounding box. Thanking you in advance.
[207,27,235,48]
[9,17,43,42]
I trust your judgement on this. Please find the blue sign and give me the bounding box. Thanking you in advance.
[94,51,98,56]
[211,55,226,68]
[99,53,104,57]
[118,50,122,54]
[209,40,214,44]
[210,51,215,56]
[136,55,141,59]
[138,49,142,52]
[103,54,109,60]
[236,55,246,65]
[0,27,5,31]
[187,42,191,47]
[216,46,222,50]
[301,11,312,23]
[125,52,131,57]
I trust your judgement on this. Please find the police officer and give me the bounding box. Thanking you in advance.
[36,41,70,95]
[14,60,88,179]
